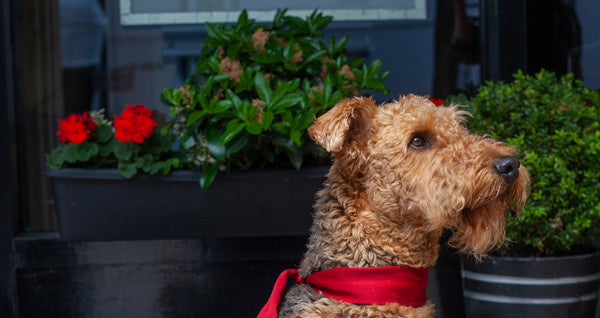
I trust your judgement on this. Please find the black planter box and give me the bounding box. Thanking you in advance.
[45,167,328,241]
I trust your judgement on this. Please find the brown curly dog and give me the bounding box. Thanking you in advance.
[266,95,529,318]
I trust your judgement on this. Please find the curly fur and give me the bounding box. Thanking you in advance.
[279,95,529,317]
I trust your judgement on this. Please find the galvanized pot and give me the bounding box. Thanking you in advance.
[461,252,600,318]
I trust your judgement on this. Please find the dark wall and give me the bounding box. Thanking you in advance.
[1,0,18,316]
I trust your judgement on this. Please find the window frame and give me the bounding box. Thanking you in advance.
[118,0,427,26]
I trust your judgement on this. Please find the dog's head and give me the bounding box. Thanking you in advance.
[308,95,529,256]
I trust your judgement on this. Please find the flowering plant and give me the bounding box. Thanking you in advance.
[46,104,181,178]
[48,10,390,188]
[161,9,390,188]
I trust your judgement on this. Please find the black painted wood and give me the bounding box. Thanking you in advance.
[1,0,18,316]
[15,234,308,318]
[480,0,528,81]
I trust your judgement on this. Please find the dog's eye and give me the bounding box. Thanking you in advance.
[409,135,430,149]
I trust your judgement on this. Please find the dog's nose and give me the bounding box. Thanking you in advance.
[494,156,520,184]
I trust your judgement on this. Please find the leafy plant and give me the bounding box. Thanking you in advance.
[47,105,181,178]
[465,70,600,257]
[162,9,390,188]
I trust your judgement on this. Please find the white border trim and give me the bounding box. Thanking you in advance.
[464,291,598,305]
[462,270,600,286]
[119,1,427,26]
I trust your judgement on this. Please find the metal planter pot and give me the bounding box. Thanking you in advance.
[461,252,600,318]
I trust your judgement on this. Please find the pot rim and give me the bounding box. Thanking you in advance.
[43,165,330,181]
[481,250,600,262]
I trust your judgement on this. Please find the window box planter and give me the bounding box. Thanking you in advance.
[461,252,600,318]
[44,166,328,241]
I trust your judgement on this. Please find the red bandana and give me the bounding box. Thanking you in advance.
[257,266,429,318]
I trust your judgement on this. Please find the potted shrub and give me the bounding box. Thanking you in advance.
[45,9,390,241]
[459,70,600,318]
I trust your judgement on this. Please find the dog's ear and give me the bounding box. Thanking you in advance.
[308,97,377,153]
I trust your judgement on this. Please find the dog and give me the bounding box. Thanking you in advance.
[260,95,529,318]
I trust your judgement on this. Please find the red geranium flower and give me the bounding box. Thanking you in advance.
[114,104,156,143]
[428,97,444,107]
[57,112,97,144]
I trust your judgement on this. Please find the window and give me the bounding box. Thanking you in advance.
[7,0,599,233]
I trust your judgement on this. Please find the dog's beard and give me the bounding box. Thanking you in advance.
[448,168,529,258]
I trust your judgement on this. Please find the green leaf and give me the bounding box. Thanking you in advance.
[361,64,368,86]
[225,133,249,156]
[284,63,300,72]
[212,74,231,83]
[46,146,67,168]
[271,134,295,150]
[205,127,226,160]
[212,100,233,113]
[323,76,333,103]
[221,120,246,145]
[272,94,302,113]
[242,101,257,122]
[246,121,262,135]
[255,73,272,105]
[334,36,348,54]
[205,23,229,41]
[161,88,180,107]
[283,40,295,61]
[75,142,99,162]
[99,138,118,157]
[237,10,249,29]
[61,143,77,163]
[303,50,326,65]
[226,89,243,109]
[270,80,299,107]
[286,147,303,170]
[186,110,206,127]
[200,164,219,190]
[197,91,209,109]
[118,161,137,178]
[204,23,218,39]
[368,59,382,77]
[161,158,180,174]
[226,42,242,59]
[272,8,288,28]
[46,153,62,169]
[328,91,345,107]
[297,111,317,130]
[290,129,303,146]
[203,76,216,93]
[114,142,137,160]
[261,110,274,129]
[250,53,282,64]
[93,125,113,143]
[160,121,175,135]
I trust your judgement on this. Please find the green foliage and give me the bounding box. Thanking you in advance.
[162,9,390,189]
[466,70,600,256]
[47,115,181,179]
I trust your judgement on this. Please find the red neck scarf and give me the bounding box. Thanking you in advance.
[257,266,429,318]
